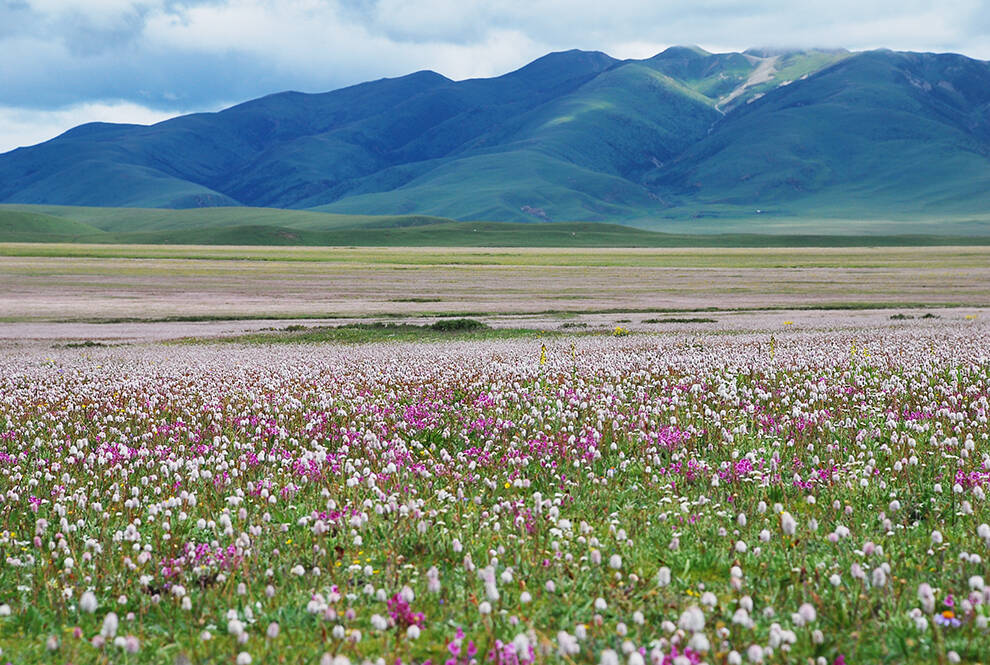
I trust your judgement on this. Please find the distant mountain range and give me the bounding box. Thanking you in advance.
[2,46,990,227]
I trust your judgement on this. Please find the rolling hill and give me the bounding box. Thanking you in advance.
[1,46,989,231]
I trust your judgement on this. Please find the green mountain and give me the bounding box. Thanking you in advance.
[1,46,989,230]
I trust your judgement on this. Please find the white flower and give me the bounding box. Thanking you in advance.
[266,622,279,639]
[609,555,622,570]
[101,612,119,638]
[520,591,532,604]
[871,567,887,588]
[798,603,817,623]
[79,591,98,614]
[124,636,140,654]
[600,649,620,665]
[918,583,936,613]
[407,625,420,640]
[557,631,580,656]
[678,606,705,632]
[931,530,943,545]
[689,633,710,652]
[780,512,797,536]
[595,597,607,611]
[236,652,252,665]
[479,601,492,615]
[657,566,671,587]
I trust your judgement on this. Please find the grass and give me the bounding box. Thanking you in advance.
[10,303,974,326]
[189,319,554,345]
[3,207,990,248]
[4,242,990,268]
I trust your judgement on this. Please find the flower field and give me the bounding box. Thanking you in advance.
[1,328,989,664]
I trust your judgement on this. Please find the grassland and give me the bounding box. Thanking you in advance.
[187,319,554,345]
[3,205,990,247]
[0,244,987,325]
[4,242,990,268]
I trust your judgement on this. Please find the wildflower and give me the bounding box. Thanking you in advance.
[124,636,140,654]
[236,652,252,665]
[798,603,817,623]
[657,566,671,587]
[228,619,245,636]
[557,631,580,656]
[871,567,887,588]
[427,566,441,593]
[101,612,119,638]
[678,606,705,632]
[266,622,280,639]
[918,583,936,613]
[80,591,98,614]
[780,512,797,536]
[934,610,961,628]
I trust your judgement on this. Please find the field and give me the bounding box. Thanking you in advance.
[1,245,989,329]
[1,325,990,664]
[0,241,988,664]
[3,206,990,247]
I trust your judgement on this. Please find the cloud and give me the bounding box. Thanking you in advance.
[0,101,184,153]
[1,0,988,150]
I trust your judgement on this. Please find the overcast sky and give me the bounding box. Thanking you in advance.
[1,0,987,152]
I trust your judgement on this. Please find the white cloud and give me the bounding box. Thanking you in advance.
[0,102,183,153]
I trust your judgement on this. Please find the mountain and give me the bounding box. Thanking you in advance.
[1,46,989,228]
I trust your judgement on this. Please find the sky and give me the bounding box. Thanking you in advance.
[1,0,988,152]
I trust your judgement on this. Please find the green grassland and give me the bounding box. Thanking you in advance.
[185,319,556,345]
[3,205,990,248]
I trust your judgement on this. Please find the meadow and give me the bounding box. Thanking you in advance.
[0,324,989,664]
[1,245,988,324]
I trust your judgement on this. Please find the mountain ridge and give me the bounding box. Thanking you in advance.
[2,46,989,229]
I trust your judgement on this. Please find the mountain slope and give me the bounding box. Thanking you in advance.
[644,50,990,218]
[0,47,989,227]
